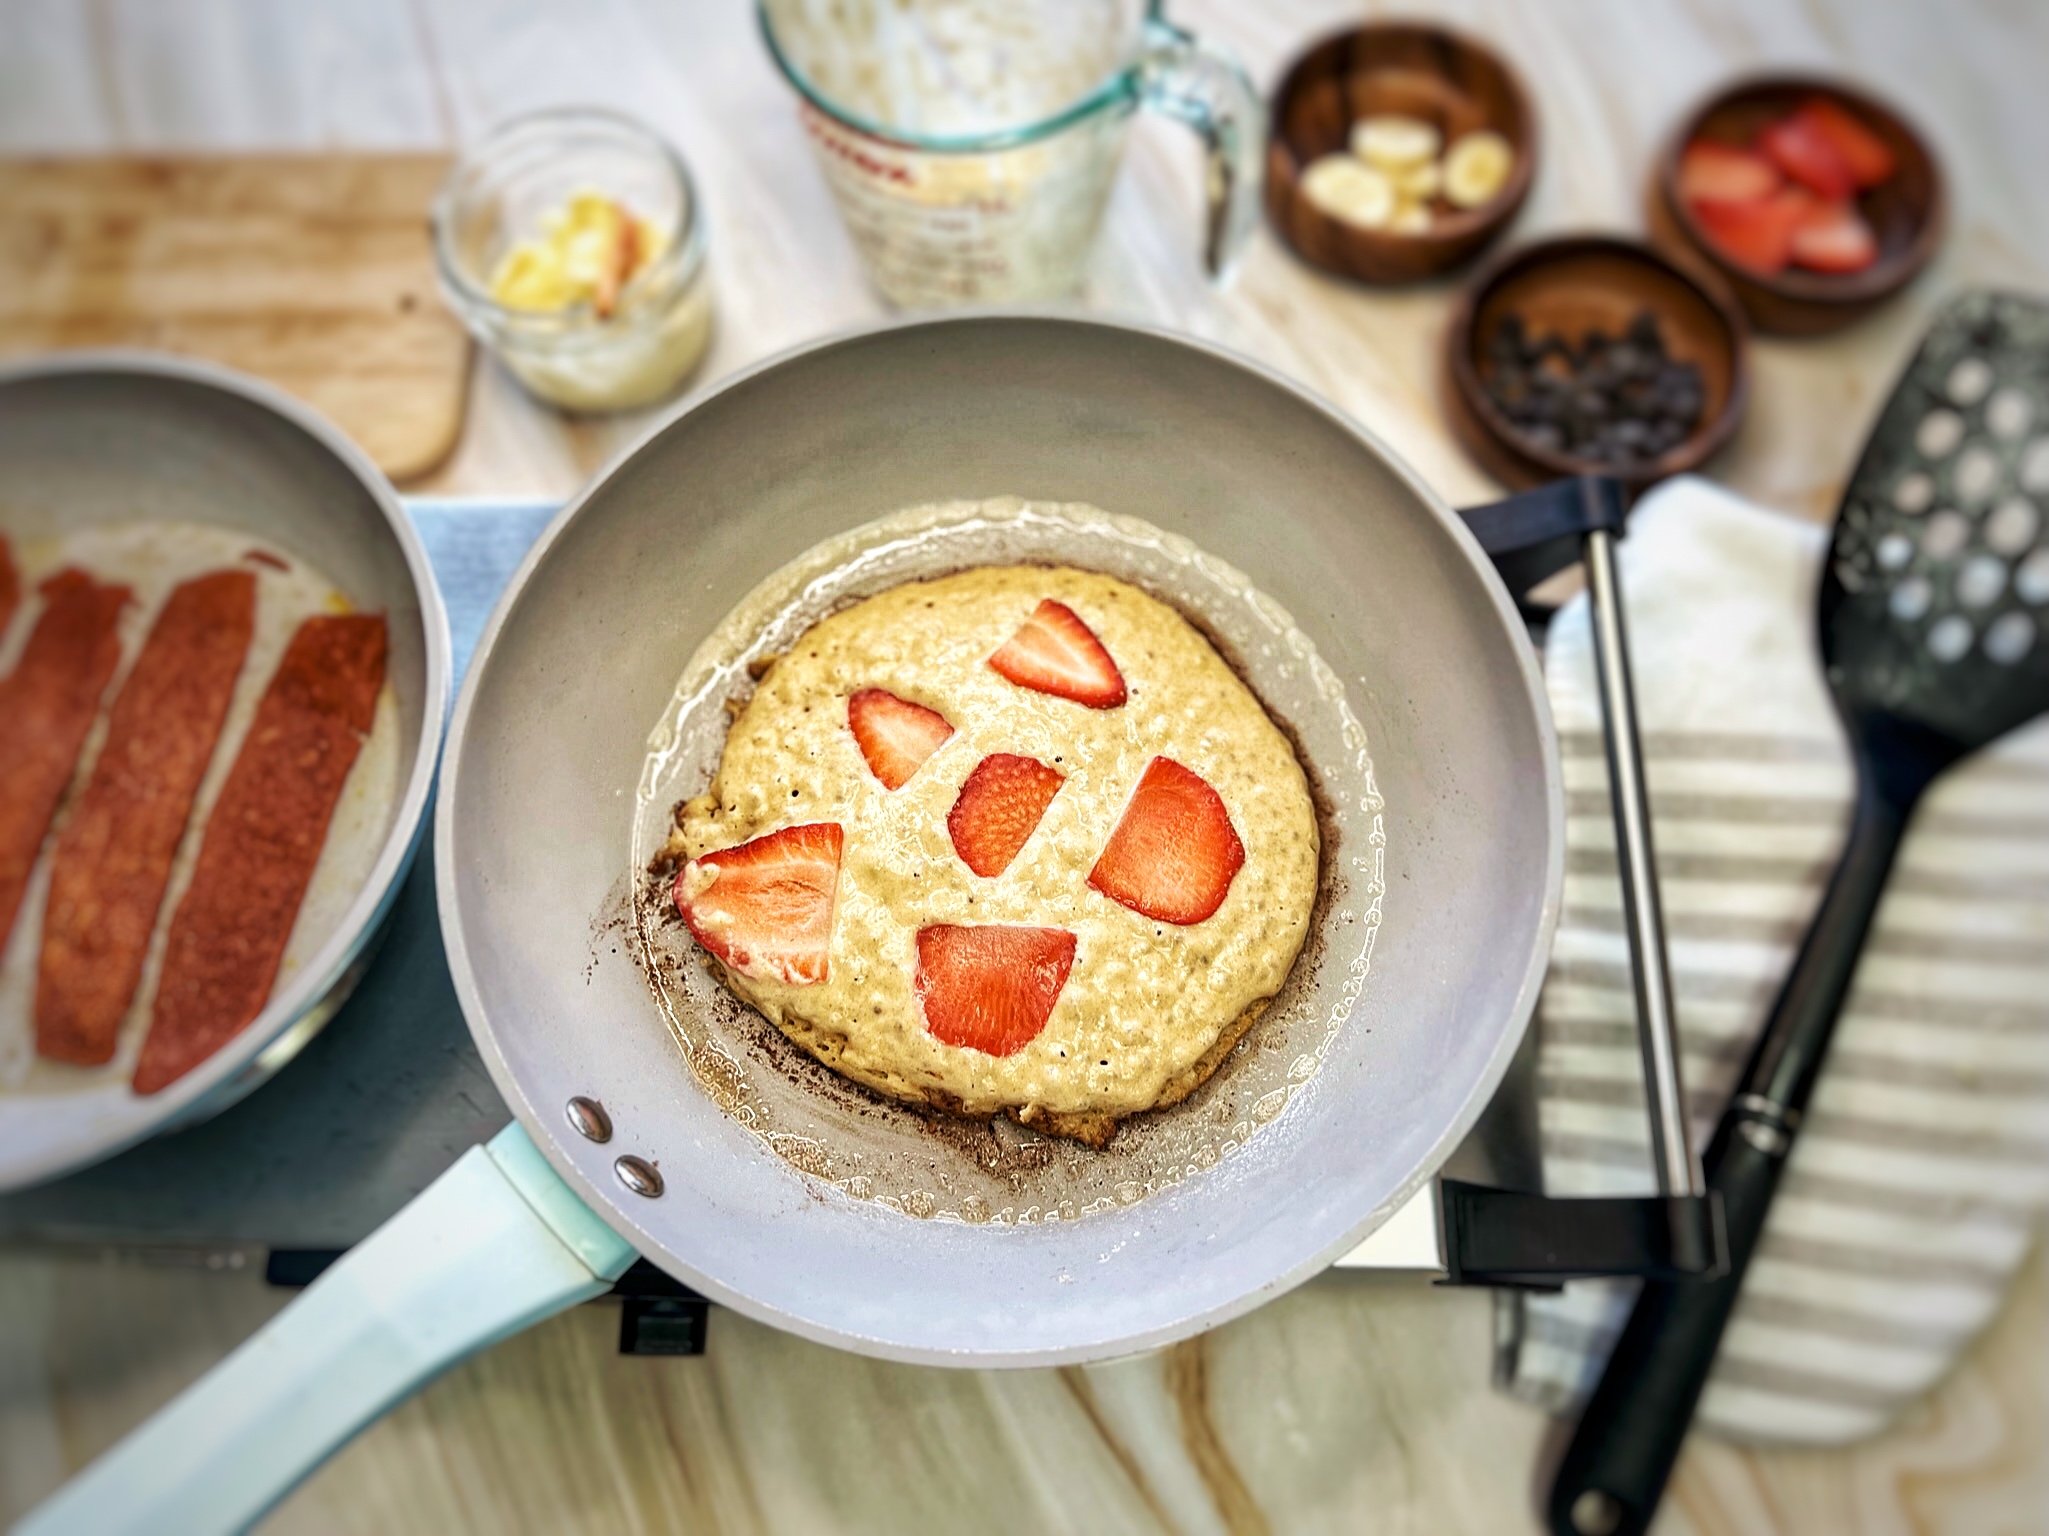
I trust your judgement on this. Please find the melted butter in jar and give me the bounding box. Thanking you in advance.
[488,191,667,319]
[434,111,716,413]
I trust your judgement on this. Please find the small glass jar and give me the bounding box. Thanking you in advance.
[433,109,713,412]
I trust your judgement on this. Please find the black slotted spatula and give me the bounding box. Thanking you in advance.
[1548,290,2049,1536]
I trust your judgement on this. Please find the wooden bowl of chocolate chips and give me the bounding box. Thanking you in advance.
[1444,234,1752,491]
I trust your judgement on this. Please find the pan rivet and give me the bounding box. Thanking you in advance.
[1569,1490,1622,1536]
[615,1155,663,1198]
[565,1096,613,1144]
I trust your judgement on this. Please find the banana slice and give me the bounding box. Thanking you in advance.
[1389,201,1433,235]
[1392,159,1443,202]
[1350,115,1442,172]
[1301,155,1396,229]
[1444,130,1515,209]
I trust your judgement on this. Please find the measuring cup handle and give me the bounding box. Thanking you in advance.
[1139,17,1265,280]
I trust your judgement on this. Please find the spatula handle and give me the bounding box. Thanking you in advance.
[18,1123,634,1536]
[1546,775,1912,1536]
[1731,769,1917,1113]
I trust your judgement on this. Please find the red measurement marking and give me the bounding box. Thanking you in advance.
[801,105,916,185]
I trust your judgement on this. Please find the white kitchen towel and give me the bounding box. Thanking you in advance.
[1496,475,2049,1446]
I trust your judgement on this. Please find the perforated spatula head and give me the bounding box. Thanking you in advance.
[1824,291,2049,756]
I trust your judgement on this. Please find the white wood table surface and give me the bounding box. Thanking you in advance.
[2,1,2047,1531]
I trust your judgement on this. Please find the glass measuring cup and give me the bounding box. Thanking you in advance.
[759,0,1262,308]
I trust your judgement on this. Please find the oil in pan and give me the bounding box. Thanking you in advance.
[627,497,1388,1224]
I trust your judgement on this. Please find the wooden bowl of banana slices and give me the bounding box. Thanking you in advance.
[1266,22,1537,285]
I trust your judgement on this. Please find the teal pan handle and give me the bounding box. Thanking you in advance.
[19,1124,634,1536]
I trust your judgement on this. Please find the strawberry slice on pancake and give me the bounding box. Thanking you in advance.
[1089,757,1246,926]
[676,822,844,985]
[988,599,1127,708]
[915,923,1077,1057]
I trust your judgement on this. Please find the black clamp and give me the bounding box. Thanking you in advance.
[1440,1181,1728,1290]
[612,1258,712,1356]
[1458,474,1629,615]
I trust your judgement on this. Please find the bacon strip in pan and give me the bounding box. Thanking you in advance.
[134,613,386,1094]
[0,535,19,634]
[36,570,257,1065]
[0,569,132,955]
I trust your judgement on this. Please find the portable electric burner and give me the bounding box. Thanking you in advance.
[0,475,1719,1335]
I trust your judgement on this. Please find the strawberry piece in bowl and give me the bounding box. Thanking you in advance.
[915,923,1077,1057]
[948,753,1064,877]
[1790,199,1878,274]
[675,822,844,984]
[1689,187,1811,275]
[988,599,1127,709]
[1796,98,1895,189]
[1676,141,1780,205]
[849,687,953,790]
[1089,757,1246,926]
[1758,113,1855,200]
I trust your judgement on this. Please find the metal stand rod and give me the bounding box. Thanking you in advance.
[1583,528,1702,1200]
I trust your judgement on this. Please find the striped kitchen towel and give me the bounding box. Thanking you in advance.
[1496,475,2049,1446]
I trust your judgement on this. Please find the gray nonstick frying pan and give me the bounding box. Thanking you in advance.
[28,314,1562,1535]
[0,354,449,1193]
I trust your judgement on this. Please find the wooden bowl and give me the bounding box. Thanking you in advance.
[1650,74,1945,335]
[1444,235,1752,492]
[1266,22,1535,285]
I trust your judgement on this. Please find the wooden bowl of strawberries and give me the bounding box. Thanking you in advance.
[1650,75,1944,335]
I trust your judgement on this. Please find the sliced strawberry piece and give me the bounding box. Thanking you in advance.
[1790,199,1878,274]
[674,822,843,984]
[848,687,953,790]
[1758,113,1855,199]
[947,753,1064,877]
[1088,757,1246,926]
[1677,140,1780,205]
[1797,98,1895,188]
[1689,187,1811,275]
[915,923,1076,1057]
[988,599,1127,709]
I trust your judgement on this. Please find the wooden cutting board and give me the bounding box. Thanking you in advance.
[0,154,470,482]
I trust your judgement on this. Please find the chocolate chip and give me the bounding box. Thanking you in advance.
[1490,313,1529,365]
[1479,307,1702,467]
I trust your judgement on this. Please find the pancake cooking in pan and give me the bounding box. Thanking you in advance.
[662,552,1319,1149]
